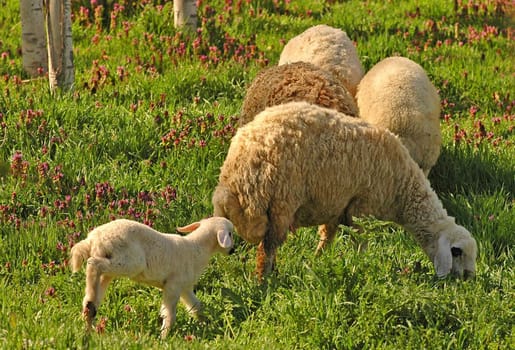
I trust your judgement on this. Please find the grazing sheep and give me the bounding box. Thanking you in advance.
[239,61,358,127]
[70,217,235,338]
[212,101,477,281]
[278,24,364,97]
[356,56,442,176]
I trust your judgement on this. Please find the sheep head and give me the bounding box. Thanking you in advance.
[212,185,269,245]
[177,217,235,255]
[431,224,477,280]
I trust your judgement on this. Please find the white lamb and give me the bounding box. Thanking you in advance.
[212,101,477,281]
[278,24,364,97]
[70,217,235,338]
[356,56,442,176]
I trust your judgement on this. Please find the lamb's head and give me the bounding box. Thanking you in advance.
[177,217,235,255]
[430,223,477,279]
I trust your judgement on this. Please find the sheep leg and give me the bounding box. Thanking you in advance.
[316,201,361,255]
[160,286,180,338]
[180,290,206,322]
[315,222,338,255]
[316,199,366,255]
[256,241,266,280]
[256,239,277,281]
[256,210,289,280]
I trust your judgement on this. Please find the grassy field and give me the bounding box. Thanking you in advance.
[0,0,513,348]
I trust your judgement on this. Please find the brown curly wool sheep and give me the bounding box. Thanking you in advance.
[212,101,477,281]
[239,61,358,126]
[356,56,442,176]
[278,24,364,97]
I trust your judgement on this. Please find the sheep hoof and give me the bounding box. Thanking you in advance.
[83,301,96,328]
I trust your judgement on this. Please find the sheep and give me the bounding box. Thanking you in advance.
[356,56,442,176]
[278,24,364,97]
[70,217,235,338]
[239,61,358,127]
[212,101,477,281]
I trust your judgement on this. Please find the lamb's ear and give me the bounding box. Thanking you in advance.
[217,230,233,249]
[177,222,201,233]
[434,236,452,278]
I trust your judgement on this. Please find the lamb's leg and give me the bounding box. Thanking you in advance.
[180,290,206,322]
[82,254,140,331]
[160,286,180,338]
[97,275,114,305]
[83,257,109,330]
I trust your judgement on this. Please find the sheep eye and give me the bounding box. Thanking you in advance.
[451,247,462,257]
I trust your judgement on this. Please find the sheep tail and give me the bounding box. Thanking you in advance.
[69,239,91,273]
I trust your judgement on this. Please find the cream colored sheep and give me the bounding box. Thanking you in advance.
[212,101,476,281]
[239,61,358,127]
[70,217,234,338]
[356,56,442,176]
[278,24,364,97]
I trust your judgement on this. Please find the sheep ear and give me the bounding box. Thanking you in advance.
[217,230,233,249]
[434,236,452,278]
[177,222,201,233]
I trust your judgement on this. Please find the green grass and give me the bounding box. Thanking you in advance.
[1,0,514,348]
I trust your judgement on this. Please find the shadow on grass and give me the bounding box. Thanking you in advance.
[169,242,274,341]
[430,144,514,198]
[430,144,514,256]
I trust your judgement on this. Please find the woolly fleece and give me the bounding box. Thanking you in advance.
[240,61,358,127]
[356,56,442,175]
[279,24,364,96]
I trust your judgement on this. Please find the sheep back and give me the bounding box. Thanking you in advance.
[356,56,442,175]
[239,62,358,127]
[278,24,364,97]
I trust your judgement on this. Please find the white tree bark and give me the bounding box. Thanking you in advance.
[174,0,197,31]
[45,0,74,92]
[20,0,48,77]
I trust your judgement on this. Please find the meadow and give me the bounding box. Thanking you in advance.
[0,0,513,348]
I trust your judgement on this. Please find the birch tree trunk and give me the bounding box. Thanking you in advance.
[45,0,74,92]
[20,0,48,77]
[174,0,197,31]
